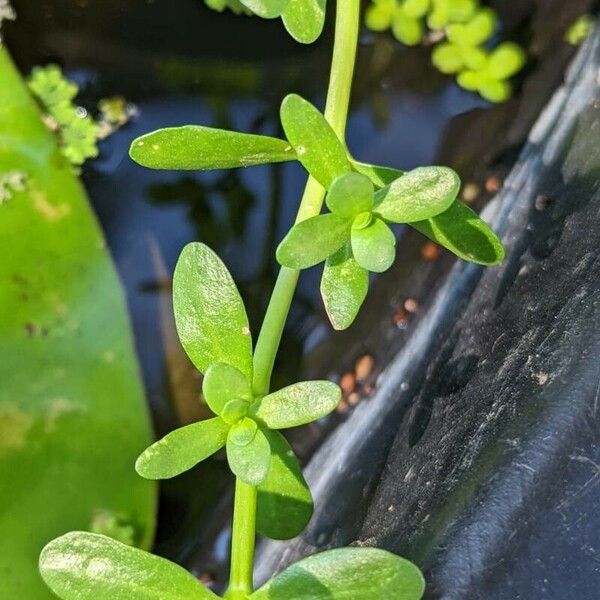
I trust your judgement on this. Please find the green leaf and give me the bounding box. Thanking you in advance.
[253,381,340,428]
[432,43,465,74]
[130,126,295,171]
[276,213,350,269]
[374,166,460,223]
[282,0,326,44]
[478,78,511,103]
[0,48,155,599]
[392,11,424,46]
[447,8,497,47]
[350,159,404,188]
[257,430,313,540]
[203,362,252,415]
[326,172,374,219]
[229,417,258,446]
[240,0,289,18]
[280,94,351,188]
[227,425,271,485]
[410,200,505,265]
[351,217,396,273]
[40,532,218,600]
[136,417,229,480]
[321,243,369,330]
[173,242,253,379]
[250,547,425,600]
[484,42,526,80]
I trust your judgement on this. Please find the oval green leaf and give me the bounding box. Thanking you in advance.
[321,243,369,330]
[410,200,505,265]
[257,430,313,540]
[40,532,218,600]
[350,160,404,188]
[173,242,253,378]
[136,417,229,480]
[203,362,252,416]
[250,547,425,600]
[229,417,258,446]
[253,380,340,429]
[326,172,374,219]
[227,425,271,486]
[351,218,396,273]
[374,166,460,223]
[276,213,350,269]
[280,94,351,188]
[282,0,326,44]
[240,0,289,18]
[0,48,155,598]
[130,126,295,171]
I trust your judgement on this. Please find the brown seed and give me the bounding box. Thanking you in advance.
[485,175,502,194]
[355,354,375,382]
[348,392,360,406]
[340,372,356,395]
[336,399,349,414]
[393,309,409,329]
[421,242,440,262]
[404,298,419,313]
[461,182,480,203]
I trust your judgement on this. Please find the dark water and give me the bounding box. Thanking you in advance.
[5,0,489,572]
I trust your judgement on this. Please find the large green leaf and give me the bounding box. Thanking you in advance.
[40,532,218,600]
[321,243,369,330]
[250,547,425,599]
[173,242,253,378]
[136,417,230,480]
[276,213,350,269]
[253,381,341,428]
[280,94,351,188]
[410,200,505,265]
[374,166,460,223]
[0,48,155,599]
[257,430,313,540]
[130,126,295,171]
[282,0,327,44]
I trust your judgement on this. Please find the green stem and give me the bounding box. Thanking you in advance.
[252,0,360,397]
[226,479,257,599]
[226,2,360,596]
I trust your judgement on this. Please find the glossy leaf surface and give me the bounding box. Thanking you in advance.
[374,166,460,223]
[130,126,294,171]
[410,200,505,265]
[203,362,252,415]
[282,0,326,44]
[227,425,271,486]
[326,172,374,218]
[240,0,289,18]
[350,160,404,188]
[257,430,313,540]
[351,218,396,273]
[173,242,253,378]
[250,547,425,600]
[40,532,218,600]
[0,48,155,599]
[280,94,351,188]
[253,381,341,429]
[321,243,369,330]
[276,213,350,269]
[136,417,229,480]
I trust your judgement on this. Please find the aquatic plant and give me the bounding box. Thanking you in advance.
[366,0,527,102]
[38,1,505,598]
